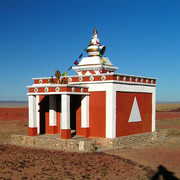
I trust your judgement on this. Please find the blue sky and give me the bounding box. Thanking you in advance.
[0,0,179,102]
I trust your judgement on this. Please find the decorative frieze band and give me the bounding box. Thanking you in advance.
[29,86,88,94]
[33,74,156,85]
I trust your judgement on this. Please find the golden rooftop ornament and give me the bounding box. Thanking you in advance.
[93,27,98,35]
[55,70,61,84]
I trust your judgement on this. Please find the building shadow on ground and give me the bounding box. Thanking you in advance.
[151,165,179,180]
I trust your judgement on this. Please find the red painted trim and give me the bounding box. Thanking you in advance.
[57,112,61,134]
[39,95,45,102]
[34,80,39,84]
[29,88,34,93]
[81,70,96,75]
[132,77,136,82]
[28,87,88,93]
[47,126,57,134]
[32,75,156,85]
[37,88,44,93]
[76,104,82,136]
[45,112,58,134]
[71,77,78,82]
[94,76,102,81]
[28,127,37,136]
[61,129,71,139]
[83,128,90,138]
[106,75,114,80]
[45,112,49,133]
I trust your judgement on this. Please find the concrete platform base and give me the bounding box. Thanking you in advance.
[11,131,164,152]
[11,134,96,152]
[89,132,158,148]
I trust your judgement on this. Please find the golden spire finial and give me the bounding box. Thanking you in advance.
[93,27,98,35]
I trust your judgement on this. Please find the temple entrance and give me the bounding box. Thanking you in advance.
[39,94,82,137]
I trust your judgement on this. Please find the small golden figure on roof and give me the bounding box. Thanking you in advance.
[55,70,61,84]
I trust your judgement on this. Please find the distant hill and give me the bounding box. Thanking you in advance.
[0,101,28,108]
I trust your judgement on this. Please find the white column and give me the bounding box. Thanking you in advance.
[106,84,116,138]
[152,88,156,132]
[61,94,70,129]
[81,95,89,128]
[36,95,40,134]
[49,96,57,126]
[28,95,37,128]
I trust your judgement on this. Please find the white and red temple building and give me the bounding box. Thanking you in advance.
[27,28,156,140]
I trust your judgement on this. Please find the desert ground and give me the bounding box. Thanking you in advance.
[0,103,180,179]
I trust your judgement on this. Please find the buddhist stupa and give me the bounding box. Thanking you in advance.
[73,27,118,75]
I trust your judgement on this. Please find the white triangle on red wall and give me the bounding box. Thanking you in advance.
[128,97,142,122]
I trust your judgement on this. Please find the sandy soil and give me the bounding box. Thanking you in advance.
[0,105,180,179]
[105,134,180,178]
[156,103,180,112]
[0,144,154,180]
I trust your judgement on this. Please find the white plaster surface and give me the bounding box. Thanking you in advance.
[152,90,156,132]
[128,97,142,122]
[73,65,118,73]
[78,57,103,66]
[81,95,89,128]
[49,96,57,126]
[106,84,116,138]
[61,94,70,129]
[36,95,40,134]
[28,95,37,128]
[78,56,113,67]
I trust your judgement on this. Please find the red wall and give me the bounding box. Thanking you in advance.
[116,92,152,137]
[45,112,59,134]
[76,104,82,136]
[76,103,90,138]
[89,91,106,137]
[57,112,61,134]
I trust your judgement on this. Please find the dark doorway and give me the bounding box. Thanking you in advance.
[70,102,76,130]
[56,95,61,114]
[70,95,81,136]
[39,96,49,134]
